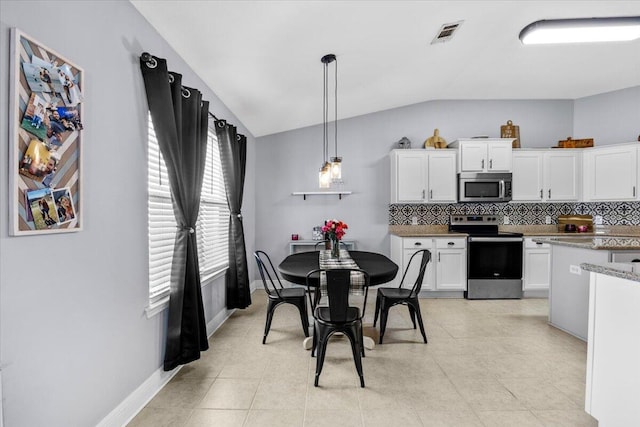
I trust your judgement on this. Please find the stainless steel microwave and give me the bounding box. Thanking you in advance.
[458,172,512,202]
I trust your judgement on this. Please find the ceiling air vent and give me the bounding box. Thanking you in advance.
[431,20,464,44]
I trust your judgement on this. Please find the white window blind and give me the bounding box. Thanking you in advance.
[148,115,229,307]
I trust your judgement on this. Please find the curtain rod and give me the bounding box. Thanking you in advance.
[140,52,223,123]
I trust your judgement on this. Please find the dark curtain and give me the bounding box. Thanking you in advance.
[140,54,209,371]
[215,120,251,309]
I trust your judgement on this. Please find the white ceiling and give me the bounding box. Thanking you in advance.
[131,1,640,137]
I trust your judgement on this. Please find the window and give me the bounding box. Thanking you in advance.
[147,116,229,308]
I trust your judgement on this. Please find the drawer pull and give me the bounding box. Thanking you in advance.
[414,242,422,246]
[448,242,454,246]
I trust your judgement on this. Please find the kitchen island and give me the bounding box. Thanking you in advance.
[533,236,640,340]
[580,261,640,426]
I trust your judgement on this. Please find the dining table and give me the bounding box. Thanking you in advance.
[278,249,399,350]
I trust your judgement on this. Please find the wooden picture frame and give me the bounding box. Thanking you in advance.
[9,28,83,235]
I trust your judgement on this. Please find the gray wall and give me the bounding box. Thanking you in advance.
[573,86,640,144]
[0,1,256,426]
[256,99,574,262]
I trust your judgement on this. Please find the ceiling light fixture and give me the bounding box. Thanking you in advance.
[519,16,640,44]
[318,53,341,189]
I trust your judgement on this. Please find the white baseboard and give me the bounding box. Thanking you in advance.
[98,284,261,427]
[96,365,180,427]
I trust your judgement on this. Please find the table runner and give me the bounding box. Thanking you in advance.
[318,249,366,295]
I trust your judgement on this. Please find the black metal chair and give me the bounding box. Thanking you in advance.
[254,251,309,344]
[373,249,430,344]
[305,268,370,387]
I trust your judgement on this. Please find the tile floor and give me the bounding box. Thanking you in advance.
[128,291,597,427]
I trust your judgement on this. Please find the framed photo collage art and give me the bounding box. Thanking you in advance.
[9,29,83,235]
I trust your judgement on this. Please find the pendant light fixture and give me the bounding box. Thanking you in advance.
[318,53,341,188]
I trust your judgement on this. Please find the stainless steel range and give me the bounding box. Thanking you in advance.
[449,215,523,299]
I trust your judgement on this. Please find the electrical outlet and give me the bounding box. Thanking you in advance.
[503,215,509,225]
[411,216,418,225]
[545,215,552,224]
[595,215,603,225]
[569,265,582,275]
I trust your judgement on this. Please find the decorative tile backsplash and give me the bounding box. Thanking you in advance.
[389,202,640,226]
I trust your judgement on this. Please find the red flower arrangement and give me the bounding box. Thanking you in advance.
[322,219,348,241]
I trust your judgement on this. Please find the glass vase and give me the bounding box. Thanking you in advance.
[330,238,340,259]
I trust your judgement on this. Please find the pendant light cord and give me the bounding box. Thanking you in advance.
[334,57,338,158]
[322,59,328,165]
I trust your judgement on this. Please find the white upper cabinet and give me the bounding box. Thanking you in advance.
[583,143,638,201]
[512,151,544,201]
[512,149,581,202]
[427,151,457,202]
[390,149,457,203]
[544,150,582,201]
[391,150,427,203]
[449,139,513,173]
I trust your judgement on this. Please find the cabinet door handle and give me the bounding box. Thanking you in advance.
[481,159,485,169]
[634,186,637,197]
[438,252,441,262]
[489,159,493,169]
[548,189,551,199]
[540,189,543,199]
[422,189,426,199]
[430,189,433,199]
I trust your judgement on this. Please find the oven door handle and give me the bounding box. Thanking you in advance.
[468,237,523,243]
[499,180,505,199]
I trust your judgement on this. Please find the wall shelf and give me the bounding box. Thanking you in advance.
[292,191,352,200]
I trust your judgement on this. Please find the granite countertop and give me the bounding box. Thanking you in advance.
[389,225,455,237]
[581,262,640,282]
[389,225,640,238]
[533,236,640,250]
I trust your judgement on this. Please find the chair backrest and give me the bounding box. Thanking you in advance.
[254,250,283,298]
[398,249,431,295]
[305,268,370,322]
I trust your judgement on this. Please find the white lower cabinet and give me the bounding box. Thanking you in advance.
[523,238,550,291]
[399,237,435,290]
[390,235,466,292]
[434,238,467,290]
